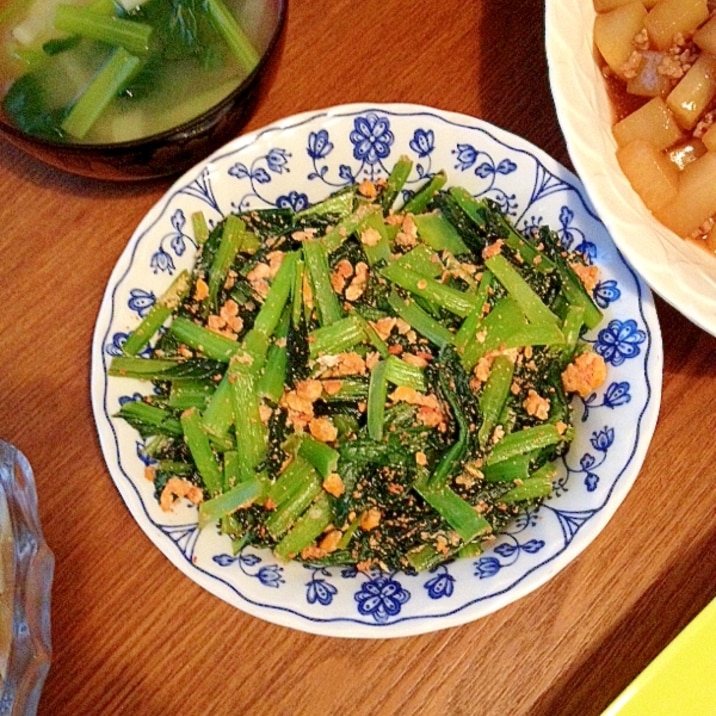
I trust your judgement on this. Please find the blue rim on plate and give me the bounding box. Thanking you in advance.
[91,103,663,638]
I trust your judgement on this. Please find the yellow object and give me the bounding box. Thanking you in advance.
[602,598,716,715]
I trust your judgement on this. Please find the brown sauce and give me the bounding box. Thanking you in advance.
[602,68,649,123]
[598,42,716,253]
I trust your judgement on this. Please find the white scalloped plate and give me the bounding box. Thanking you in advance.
[546,0,716,337]
[91,104,662,638]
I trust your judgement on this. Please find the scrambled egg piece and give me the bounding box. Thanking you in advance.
[159,477,204,512]
[561,351,608,397]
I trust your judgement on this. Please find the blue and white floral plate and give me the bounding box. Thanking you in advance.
[91,104,663,638]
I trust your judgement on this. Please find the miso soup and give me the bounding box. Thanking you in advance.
[0,0,279,144]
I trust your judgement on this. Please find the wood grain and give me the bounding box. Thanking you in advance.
[0,2,714,715]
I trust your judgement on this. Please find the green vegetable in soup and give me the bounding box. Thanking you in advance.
[1,0,264,143]
[111,161,608,572]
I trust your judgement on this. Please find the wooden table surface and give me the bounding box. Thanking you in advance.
[1,2,715,715]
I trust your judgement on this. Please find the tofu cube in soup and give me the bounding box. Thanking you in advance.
[667,138,707,171]
[594,1,647,78]
[654,151,716,236]
[616,138,680,212]
[666,52,716,130]
[694,15,716,55]
[613,96,684,149]
[644,0,709,51]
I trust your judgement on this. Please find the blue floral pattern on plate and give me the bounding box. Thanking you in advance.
[91,104,662,638]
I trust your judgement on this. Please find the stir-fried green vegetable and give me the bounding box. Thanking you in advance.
[111,157,607,572]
